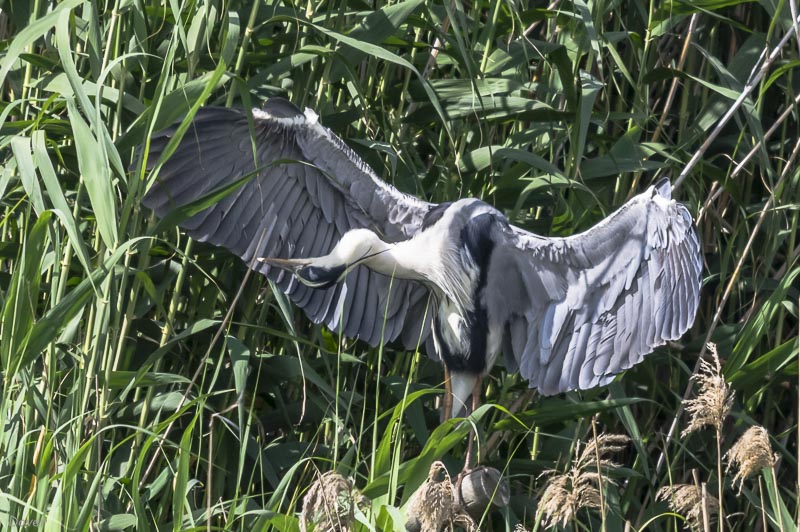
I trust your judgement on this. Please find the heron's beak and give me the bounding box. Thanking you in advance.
[258,256,345,289]
[257,257,311,272]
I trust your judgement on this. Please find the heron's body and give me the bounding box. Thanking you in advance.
[143,97,703,417]
[343,200,510,412]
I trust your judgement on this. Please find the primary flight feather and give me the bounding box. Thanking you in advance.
[143,97,702,416]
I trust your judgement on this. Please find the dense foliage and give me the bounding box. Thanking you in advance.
[1,0,798,530]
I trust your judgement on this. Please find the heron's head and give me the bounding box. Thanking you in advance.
[258,229,384,289]
[258,256,347,289]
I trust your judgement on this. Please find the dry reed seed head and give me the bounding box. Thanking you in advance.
[681,343,734,437]
[538,472,603,529]
[538,474,579,529]
[513,524,530,532]
[452,511,478,532]
[725,425,778,492]
[576,433,631,471]
[405,461,476,532]
[300,471,361,532]
[657,484,719,531]
[537,434,629,529]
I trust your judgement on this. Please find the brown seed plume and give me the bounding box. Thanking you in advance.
[537,434,629,529]
[405,461,476,532]
[682,343,734,437]
[657,483,718,531]
[725,425,778,492]
[300,471,364,532]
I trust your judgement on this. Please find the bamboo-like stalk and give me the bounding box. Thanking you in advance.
[226,0,261,107]
[135,236,193,487]
[716,426,724,532]
[591,417,607,532]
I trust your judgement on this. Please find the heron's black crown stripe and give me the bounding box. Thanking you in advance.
[298,264,346,289]
[653,176,672,198]
[261,97,304,119]
[421,202,453,231]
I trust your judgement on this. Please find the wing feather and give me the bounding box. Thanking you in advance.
[365,278,384,345]
[143,98,434,350]
[487,180,702,395]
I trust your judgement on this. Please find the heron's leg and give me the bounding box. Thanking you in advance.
[442,366,453,423]
[462,376,484,471]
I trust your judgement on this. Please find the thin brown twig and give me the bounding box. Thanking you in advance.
[701,480,711,532]
[716,426,724,532]
[759,475,768,532]
[591,416,606,531]
[421,20,450,80]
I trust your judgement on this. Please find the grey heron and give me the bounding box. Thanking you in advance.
[143,97,703,421]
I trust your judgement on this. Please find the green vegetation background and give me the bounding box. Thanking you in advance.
[0,0,798,530]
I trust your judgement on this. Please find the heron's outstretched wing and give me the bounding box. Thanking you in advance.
[487,180,702,395]
[143,98,434,349]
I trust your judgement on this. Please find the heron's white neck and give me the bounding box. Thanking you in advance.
[316,228,474,319]
[316,229,432,282]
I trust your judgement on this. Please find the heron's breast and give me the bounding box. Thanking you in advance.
[434,299,484,374]
[430,208,507,375]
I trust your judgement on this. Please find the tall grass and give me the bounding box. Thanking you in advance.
[1,0,798,530]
